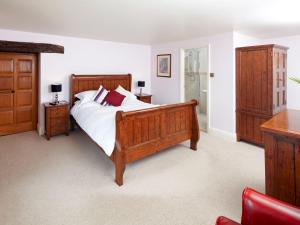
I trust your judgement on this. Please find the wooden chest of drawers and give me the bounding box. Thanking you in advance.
[45,101,69,140]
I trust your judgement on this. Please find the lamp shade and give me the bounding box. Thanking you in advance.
[51,83,62,92]
[137,81,145,87]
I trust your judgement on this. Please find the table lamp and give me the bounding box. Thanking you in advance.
[51,83,62,105]
[137,81,145,95]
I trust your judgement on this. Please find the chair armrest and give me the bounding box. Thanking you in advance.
[241,188,300,225]
[215,216,241,225]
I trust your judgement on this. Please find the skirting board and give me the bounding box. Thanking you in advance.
[208,127,236,142]
[37,123,45,136]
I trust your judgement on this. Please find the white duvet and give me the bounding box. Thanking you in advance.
[71,99,157,156]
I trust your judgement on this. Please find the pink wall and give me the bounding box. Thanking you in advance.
[0,29,151,134]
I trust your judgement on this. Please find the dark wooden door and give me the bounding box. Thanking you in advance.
[0,53,37,135]
[237,48,270,115]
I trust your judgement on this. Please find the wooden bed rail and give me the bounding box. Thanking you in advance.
[113,100,200,185]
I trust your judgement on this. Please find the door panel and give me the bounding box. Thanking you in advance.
[0,59,13,73]
[275,139,296,204]
[18,59,32,73]
[0,53,37,136]
[273,48,287,114]
[16,108,32,123]
[0,111,14,125]
[17,76,32,89]
[238,111,270,145]
[16,91,32,106]
[239,49,269,114]
[0,76,14,90]
[0,93,13,108]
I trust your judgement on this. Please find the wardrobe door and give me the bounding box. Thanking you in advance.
[0,53,37,136]
[238,48,270,115]
[273,48,287,114]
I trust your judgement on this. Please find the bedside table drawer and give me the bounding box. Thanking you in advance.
[50,117,67,135]
[50,107,66,118]
[44,101,69,140]
[50,117,66,128]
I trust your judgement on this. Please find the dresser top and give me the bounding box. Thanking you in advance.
[261,109,300,139]
[44,101,69,108]
[135,93,152,97]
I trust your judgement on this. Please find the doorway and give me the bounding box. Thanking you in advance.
[0,53,38,136]
[180,47,209,131]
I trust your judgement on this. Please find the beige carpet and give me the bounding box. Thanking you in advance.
[0,130,264,225]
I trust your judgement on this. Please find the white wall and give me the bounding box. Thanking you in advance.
[151,32,235,135]
[0,29,151,134]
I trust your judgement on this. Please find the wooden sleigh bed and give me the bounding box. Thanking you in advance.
[70,74,200,186]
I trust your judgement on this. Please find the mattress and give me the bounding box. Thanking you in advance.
[70,99,157,156]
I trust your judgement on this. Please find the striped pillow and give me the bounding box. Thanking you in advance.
[94,85,109,105]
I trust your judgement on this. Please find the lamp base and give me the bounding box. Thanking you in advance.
[140,88,142,95]
[50,93,59,105]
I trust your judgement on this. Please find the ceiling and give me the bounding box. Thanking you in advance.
[0,0,300,44]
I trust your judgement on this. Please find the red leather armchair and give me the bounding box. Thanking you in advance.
[216,188,300,225]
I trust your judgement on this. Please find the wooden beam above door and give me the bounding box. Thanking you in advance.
[0,40,64,54]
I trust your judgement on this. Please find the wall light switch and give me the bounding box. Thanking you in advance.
[210,73,214,78]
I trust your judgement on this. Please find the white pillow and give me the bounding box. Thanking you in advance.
[115,85,136,100]
[75,90,97,104]
[94,85,109,105]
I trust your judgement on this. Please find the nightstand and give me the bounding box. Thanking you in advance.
[44,101,69,140]
[135,94,152,103]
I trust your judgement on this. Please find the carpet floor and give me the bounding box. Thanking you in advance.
[0,130,264,225]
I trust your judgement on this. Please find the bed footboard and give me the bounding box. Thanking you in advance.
[114,100,200,186]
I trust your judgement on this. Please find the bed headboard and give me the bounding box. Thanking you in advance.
[71,74,132,106]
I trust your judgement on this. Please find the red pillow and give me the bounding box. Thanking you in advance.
[105,90,126,106]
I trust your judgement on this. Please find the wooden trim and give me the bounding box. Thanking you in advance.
[236,44,289,51]
[70,74,200,186]
[0,40,64,54]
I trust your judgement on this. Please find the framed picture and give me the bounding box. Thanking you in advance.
[157,54,171,77]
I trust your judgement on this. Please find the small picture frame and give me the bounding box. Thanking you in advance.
[157,54,171,78]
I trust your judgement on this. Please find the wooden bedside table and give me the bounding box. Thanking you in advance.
[44,101,69,140]
[135,94,152,103]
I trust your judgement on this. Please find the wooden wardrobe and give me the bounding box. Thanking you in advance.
[236,44,288,146]
[0,53,38,136]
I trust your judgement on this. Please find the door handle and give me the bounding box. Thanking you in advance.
[0,90,15,94]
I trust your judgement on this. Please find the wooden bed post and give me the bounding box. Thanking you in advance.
[190,100,200,150]
[115,111,126,186]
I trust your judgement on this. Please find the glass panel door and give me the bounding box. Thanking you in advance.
[184,47,208,131]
